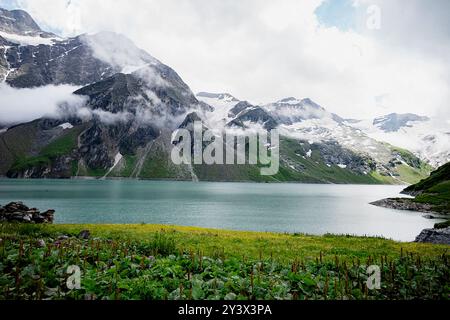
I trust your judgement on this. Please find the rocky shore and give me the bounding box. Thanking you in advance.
[370,198,439,215]
[0,202,54,224]
[415,227,450,245]
[371,198,450,245]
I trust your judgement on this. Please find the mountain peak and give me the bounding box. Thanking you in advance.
[0,7,45,35]
[275,97,323,110]
[300,98,323,109]
[196,92,239,102]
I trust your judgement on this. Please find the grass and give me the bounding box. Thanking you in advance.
[405,162,450,194]
[414,181,450,213]
[0,223,448,300]
[401,162,450,214]
[1,224,447,264]
[194,138,383,184]
[395,164,431,185]
[9,127,82,174]
[115,155,137,177]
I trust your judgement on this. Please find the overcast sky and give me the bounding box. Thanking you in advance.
[1,0,449,119]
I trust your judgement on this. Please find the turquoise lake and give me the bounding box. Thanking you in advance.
[0,179,439,242]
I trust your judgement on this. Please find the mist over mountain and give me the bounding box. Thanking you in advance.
[0,7,446,184]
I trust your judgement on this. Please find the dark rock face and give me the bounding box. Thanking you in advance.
[0,202,54,223]
[227,102,279,131]
[415,227,450,245]
[3,36,114,87]
[228,101,253,118]
[0,8,203,178]
[70,70,200,173]
[179,112,203,130]
[0,8,49,36]
[74,70,198,117]
[312,141,376,175]
[266,97,329,125]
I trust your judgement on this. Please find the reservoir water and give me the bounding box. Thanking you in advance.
[0,179,438,242]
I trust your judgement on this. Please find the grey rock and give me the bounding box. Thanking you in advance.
[227,102,279,131]
[228,101,253,118]
[197,92,239,102]
[0,8,53,37]
[370,198,438,214]
[265,97,328,125]
[415,227,450,245]
[0,202,54,223]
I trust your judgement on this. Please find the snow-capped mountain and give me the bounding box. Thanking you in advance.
[197,90,449,171]
[0,8,60,48]
[0,7,439,184]
[0,7,202,179]
[348,115,450,168]
[196,92,432,183]
[264,97,344,125]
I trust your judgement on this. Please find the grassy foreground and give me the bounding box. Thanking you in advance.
[0,223,449,300]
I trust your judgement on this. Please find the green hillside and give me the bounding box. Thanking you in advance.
[1,121,431,184]
[403,162,450,214]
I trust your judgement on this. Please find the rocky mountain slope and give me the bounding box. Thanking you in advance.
[0,7,436,184]
[196,93,432,184]
[348,114,450,168]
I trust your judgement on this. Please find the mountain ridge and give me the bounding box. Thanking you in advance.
[0,7,438,184]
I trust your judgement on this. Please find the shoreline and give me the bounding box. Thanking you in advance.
[0,176,408,186]
[370,197,450,218]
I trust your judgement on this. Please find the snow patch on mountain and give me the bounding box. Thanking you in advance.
[196,92,240,129]
[59,123,74,130]
[348,117,450,168]
[0,30,60,46]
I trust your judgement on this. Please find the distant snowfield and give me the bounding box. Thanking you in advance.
[0,30,61,46]
[349,119,450,168]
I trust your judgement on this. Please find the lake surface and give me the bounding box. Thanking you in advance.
[0,179,439,242]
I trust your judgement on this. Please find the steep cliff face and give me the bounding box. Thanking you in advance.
[0,7,204,179]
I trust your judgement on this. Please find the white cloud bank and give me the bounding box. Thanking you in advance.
[0,84,84,124]
[2,0,450,120]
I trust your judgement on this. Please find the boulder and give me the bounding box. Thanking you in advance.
[0,202,55,224]
[415,227,450,245]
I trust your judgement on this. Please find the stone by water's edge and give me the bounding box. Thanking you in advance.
[0,201,54,224]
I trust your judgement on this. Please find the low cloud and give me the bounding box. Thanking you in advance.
[81,32,158,74]
[0,83,84,124]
